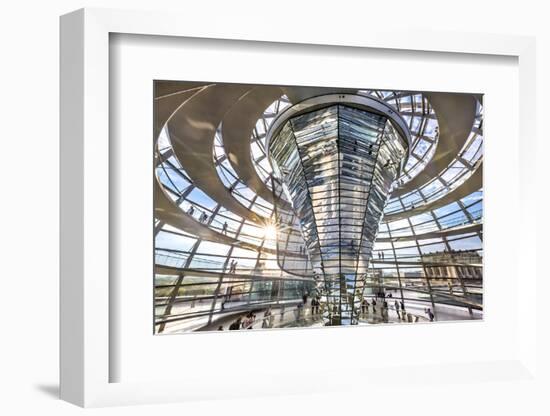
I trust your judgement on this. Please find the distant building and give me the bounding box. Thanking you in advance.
[422,250,482,281]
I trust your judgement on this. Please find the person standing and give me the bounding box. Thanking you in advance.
[427,308,435,322]
[229,318,241,330]
[310,298,318,315]
[262,307,272,328]
[394,300,400,320]
[362,298,369,315]
[243,312,254,329]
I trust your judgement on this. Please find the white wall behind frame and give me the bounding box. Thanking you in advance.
[2,0,548,414]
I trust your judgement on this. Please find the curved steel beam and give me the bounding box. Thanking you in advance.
[167,84,267,224]
[155,80,211,98]
[282,86,357,104]
[383,162,482,222]
[391,92,478,198]
[154,83,211,138]
[376,222,482,243]
[221,86,284,204]
[155,265,314,282]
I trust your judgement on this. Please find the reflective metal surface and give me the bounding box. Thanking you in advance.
[268,97,409,324]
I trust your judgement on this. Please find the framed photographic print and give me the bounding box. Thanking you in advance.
[60,7,540,408]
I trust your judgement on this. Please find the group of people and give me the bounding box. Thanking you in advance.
[186,204,210,224]
[220,307,274,331]
[186,204,235,236]
[198,211,209,223]
[217,298,434,330]
[228,260,238,274]
[294,293,323,320]
[310,297,321,315]
[225,311,256,330]
[299,293,323,316]
[359,295,414,322]
[361,294,434,323]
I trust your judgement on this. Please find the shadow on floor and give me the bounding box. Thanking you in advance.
[35,383,59,399]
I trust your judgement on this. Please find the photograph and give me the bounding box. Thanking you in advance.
[154,82,483,334]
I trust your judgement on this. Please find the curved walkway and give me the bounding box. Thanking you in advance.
[376,222,482,243]
[282,86,358,104]
[155,175,242,245]
[221,86,284,204]
[154,82,212,138]
[166,84,266,224]
[155,265,314,282]
[383,162,482,221]
[391,92,478,198]
[155,173,304,257]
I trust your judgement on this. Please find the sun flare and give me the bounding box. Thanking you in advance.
[263,224,277,239]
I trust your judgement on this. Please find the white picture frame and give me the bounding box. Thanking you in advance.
[60,7,540,408]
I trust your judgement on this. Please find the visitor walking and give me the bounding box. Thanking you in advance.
[362,298,369,315]
[229,318,241,330]
[262,307,273,328]
[311,297,319,315]
[427,308,435,322]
